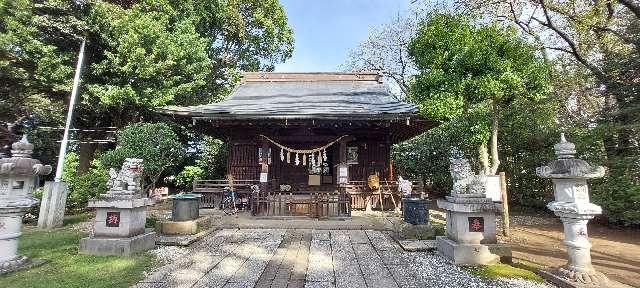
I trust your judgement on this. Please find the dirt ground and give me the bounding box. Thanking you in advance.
[503,215,640,287]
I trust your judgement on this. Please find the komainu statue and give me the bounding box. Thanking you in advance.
[106,158,143,194]
[449,148,485,196]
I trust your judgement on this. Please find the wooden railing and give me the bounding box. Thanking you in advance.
[192,179,260,208]
[192,178,422,214]
[252,190,350,218]
[345,180,422,211]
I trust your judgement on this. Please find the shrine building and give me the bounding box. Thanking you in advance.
[160,72,432,218]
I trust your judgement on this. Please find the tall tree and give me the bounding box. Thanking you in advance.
[343,14,419,97]
[79,0,295,127]
[408,13,551,174]
[456,0,639,160]
[0,0,86,125]
[343,1,450,98]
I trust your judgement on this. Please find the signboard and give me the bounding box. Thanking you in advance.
[468,217,484,232]
[484,176,502,202]
[106,212,121,227]
[347,146,358,164]
[338,164,348,184]
[260,172,268,183]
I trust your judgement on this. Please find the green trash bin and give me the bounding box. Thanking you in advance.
[170,193,202,221]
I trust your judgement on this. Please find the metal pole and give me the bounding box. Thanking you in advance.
[54,39,86,182]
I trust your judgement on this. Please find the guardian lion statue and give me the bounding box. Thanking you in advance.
[107,158,144,193]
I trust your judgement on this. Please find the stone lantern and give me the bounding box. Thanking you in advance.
[536,133,611,287]
[0,136,52,274]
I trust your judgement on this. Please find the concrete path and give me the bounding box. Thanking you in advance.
[203,210,394,231]
[135,229,554,288]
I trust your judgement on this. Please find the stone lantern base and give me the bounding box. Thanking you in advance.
[538,267,629,288]
[0,256,47,276]
[0,207,47,275]
[79,197,156,256]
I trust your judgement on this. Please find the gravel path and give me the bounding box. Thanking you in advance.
[135,229,555,288]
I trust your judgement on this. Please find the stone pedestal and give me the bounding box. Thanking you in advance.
[394,197,436,240]
[80,197,156,256]
[80,229,156,256]
[0,136,51,274]
[536,134,611,288]
[436,195,506,265]
[79,158,156,256]
[157,220,198,235]
[38,181,69,229]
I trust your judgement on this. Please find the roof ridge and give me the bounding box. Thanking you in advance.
[242,72,383,83]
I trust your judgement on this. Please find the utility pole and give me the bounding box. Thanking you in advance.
[54,39,86,182]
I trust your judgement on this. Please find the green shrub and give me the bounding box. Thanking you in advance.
[591,162,640,225]
[60,152,109,209]
[101,122,184,193]
[175,165,204,190]
[67,160,108,208]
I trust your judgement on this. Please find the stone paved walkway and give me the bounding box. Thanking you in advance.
[135,229,554,288]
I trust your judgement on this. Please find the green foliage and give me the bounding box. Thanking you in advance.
[0,227,155,288]
[468,263,544,282]
[407,12,551,175]
[145,216,158,229]
[408,13,550,121]
[101,122,185,192]
[394,97,558,202]
[175,165,204,189]
[196,137,228,179]
[222,0,294,71]
[85,1,213,114]
[0,0,77,124]
[60,152,109,209]
[2,0,294,165]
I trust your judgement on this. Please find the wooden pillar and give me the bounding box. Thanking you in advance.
[337,137,353,216]
[500,172,510,237]
[255,140,269,216]
[260,141,269,191]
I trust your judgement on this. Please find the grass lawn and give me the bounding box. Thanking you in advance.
[0,221,156,288]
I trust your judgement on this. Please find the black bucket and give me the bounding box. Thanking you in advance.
[402,198,428,225]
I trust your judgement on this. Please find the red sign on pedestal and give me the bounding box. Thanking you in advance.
[106,212,120,227]
[468,217,484,232]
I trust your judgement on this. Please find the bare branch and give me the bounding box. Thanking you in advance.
[618,0,640,19]
[537,0,606,80]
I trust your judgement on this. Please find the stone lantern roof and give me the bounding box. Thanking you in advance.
[536,133,605,179]
[0,136,52,177]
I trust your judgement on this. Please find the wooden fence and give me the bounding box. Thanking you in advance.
[192,178,421,216]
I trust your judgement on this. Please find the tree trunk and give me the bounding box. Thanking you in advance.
[489,101,500,175]
[77,142,97,175]
[479,143,490,175]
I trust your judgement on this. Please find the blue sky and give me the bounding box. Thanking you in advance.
[274,0,413,72]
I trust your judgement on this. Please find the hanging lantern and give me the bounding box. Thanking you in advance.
[302,153,307,165]
[287,151,291,163]
[280,148,284,161]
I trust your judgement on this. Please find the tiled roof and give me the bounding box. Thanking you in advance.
[159,72,419,120]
